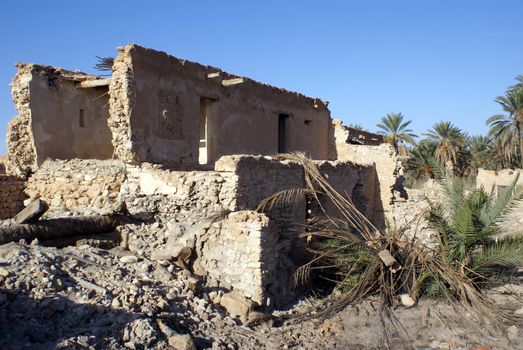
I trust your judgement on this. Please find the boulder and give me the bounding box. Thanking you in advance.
[220,292,253,320]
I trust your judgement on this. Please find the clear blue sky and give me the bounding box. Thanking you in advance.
[0,0,522,154]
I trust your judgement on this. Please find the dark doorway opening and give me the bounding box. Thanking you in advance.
[278,114,289,153]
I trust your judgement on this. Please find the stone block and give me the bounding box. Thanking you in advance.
[14,198,48,224]
[219,292,253,320]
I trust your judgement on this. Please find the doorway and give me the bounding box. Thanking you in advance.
[278,113,289,153]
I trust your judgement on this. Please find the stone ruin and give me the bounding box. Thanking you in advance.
[1,44,406,308]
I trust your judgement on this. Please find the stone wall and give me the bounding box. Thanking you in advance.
[108,44,331,166]
[121,163,237,220]
[7,154,387,306]
[195,211,286,306]
[0,174,27,219]
[476,168,523,194]
[7,64,38,175]
[24,159,126,211]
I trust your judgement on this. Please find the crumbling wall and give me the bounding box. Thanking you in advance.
[7,64,38,174]
[108,44,330,166]
[329,120,405,226]
[476,168,523,194]
[0,175,27,219]
[24,159,126,211]
[328,119,383,151]
[13,154,382,307]
[7,64,113,173]
[108,51,136,163]
[121,163,237,220]
[195,211,285,306]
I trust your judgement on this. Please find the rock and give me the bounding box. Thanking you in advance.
[400,294,415,307]
[246,311,271,327]
[220,292,253,320]
[168,334,196,350]
[150,250,173,261]
[514,306,523,315]
[156,319,175,337]
[14,199,48,224]
[0,267,9,277]
[120,255,140,263]
[123,318,157,346]
[507,325,519,340]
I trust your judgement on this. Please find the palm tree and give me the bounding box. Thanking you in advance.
[404,140,437,180]
[423,170,523,297]
[347,123,368,132]
[466,135,491,175]
[486,79,523,168]
[424,121,467,171]
[376,113,417,152]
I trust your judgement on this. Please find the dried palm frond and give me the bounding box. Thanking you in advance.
[260,152,523,333]
[94,56,114,72]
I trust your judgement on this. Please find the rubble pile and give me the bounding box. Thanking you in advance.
[0,216,343,350]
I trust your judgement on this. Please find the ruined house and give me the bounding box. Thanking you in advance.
[1,44,403,307]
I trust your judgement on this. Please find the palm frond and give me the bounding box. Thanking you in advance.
[470,235,523,275]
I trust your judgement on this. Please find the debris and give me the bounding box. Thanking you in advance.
[120,255,140,264]
[168,334,196,350]
[14,199,48,224]
[220,292,254,321]
[0,215,122,245]
[400,294,415,308]
[378,249,402,273]
[71,276,107,295]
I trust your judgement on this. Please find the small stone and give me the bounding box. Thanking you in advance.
[507,325,518,339]
[400,294,415,307]
[156,319,175,337]
[112,298,121,308]
[168,334,196,350]
[120,255,139,263]
[0,267,9,277]
[150,250,173,261]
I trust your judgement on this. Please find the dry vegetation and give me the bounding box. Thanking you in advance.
[258,153,523,339]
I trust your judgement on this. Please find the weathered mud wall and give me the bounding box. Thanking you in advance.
[0,175,27,219]
[477,168,523,194]
[329,120,405,226]
[108,44,330,166]
[7,64,113,173]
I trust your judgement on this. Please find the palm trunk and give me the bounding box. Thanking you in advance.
[0,215,123,245]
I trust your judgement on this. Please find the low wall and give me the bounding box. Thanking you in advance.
[0,175,26,219]
[24,159,126,211]
[121,163,237,221]
[477,168,523,194]
[195,211,287,306]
